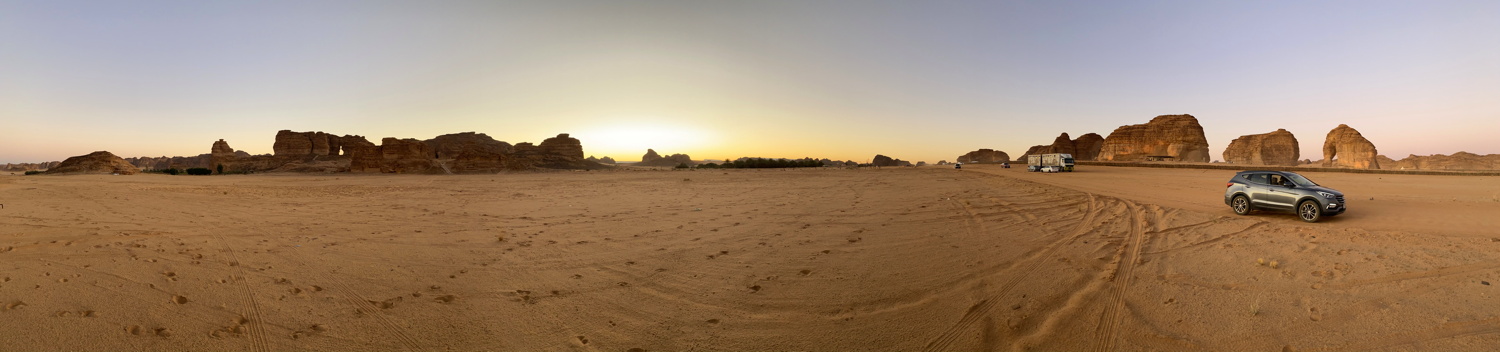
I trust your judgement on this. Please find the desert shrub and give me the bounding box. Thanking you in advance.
[696,163,720,169]
[185,168,213,175]
[721,157,824,169]
[24,170,43,175]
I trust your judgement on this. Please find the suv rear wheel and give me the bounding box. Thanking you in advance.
[1298,200,1322,223]
[1231,195,1250,215]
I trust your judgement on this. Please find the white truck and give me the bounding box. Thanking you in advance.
[1027,153,1075,172]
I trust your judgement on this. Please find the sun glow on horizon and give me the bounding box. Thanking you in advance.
[573,122,720,161]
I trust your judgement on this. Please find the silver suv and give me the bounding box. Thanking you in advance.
[1225,171,1346,222]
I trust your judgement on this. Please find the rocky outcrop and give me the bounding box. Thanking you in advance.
[637,149,695,167]
[45,151,141,175]
[1071,133,1105,161]
[3,161,61,172]
[1322,124,1380,169]
[427,132,511,160]
[599,156,616,164]
[273,130,372,156]
[506,134,600,170]
[1017,132,1105,161]
[1382,152,1500,171]
[957,149,1010,163]
[872,155,910,167]
[123,155,213,171]
[1223,129,1300,166]
[1097,114,1211,162]
[350,138,437,173]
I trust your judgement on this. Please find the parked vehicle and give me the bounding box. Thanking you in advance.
[1001,162,1010,168]
[954,162,962,169]
[1224,171,1346,222]
[1027,153,1074,172]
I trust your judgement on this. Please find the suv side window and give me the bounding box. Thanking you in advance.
[1249,173,1269,185]
[1269,174,1284,185]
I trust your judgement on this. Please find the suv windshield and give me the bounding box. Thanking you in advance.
[1285,173,1318,187]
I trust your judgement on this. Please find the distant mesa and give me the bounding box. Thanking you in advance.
[957,149,1010,164]
[1381,152,1500,171]
[819,159,858,167]
[871,154,911,167]
[1098,115,1210,162]
[1223,129,1300,166]
[587,156,617,164]
[635,149,695,167]
[45,151,141,175]
[207,131,601,174]
[1322,124,1380,169]
[916,161,927,166]
[3,161,61,172]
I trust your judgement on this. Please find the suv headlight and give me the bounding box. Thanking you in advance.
[1317,191,1335,199]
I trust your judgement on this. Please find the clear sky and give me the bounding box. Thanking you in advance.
[3,1,1498,164]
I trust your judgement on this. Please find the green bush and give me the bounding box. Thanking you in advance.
[185,168,213,175]
[24,170,43,175]
[717,157,824,169]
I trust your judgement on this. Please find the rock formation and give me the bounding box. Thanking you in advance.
[1223,129,1300,166]
[273,130,373,157]
[956,149,1010,164]
[1322,124,1380,169]
[1071,133,1105,161]
[1017,132,1104,161]
[1382,152,1500,171]
[3,161,61,172]
[350,138,437,173]
[1097,114,1211,162]
[45,151,141,175]
[599,156,616,164]
[871,155,909,167]
[427,132,511,160]
[637,149,694,167]
[503,134,599,170]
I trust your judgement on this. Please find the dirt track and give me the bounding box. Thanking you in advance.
[2,168,1499,350]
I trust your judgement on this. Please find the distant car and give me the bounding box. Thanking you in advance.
[1224,171,1345,222]
[1001,162,1010,168]
[954,163,962,169]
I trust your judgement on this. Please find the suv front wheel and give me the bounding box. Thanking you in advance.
[1231,195,1250,215]
[1298,200,1322,223]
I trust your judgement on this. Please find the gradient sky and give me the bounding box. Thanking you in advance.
[3,1,1498,164]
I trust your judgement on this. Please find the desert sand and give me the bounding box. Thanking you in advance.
[3,166,1500,351]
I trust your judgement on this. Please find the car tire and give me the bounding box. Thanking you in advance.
[1231,195,1251,215]
[1298,200,1322,223]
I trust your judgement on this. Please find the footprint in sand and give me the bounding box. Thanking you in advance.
[171,295,189,304]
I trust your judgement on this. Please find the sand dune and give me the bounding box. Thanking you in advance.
[2,167,1500,350]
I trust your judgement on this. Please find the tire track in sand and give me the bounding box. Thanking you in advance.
[319,275,425,351]
[216,236,272,352]
[1092,201,1151,352]
[922,193,1101,352]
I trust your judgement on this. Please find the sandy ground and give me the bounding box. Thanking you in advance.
[2,166,1500,351]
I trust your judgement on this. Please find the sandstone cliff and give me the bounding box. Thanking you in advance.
[1223,129,1300,166]
[1097,114,1211,162]
[956,149,1010,163]
[1322,124,1380,169]
[46,151,141,175]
